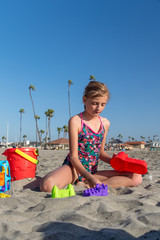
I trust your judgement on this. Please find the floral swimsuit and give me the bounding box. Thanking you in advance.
[63,113,105,183]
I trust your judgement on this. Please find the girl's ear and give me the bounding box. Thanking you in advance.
[82,96,86,104]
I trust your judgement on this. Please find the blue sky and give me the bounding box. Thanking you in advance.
[0,0,159,143]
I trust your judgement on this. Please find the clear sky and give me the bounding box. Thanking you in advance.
[0,0,159,143]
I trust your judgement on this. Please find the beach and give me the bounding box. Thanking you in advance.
[0,148,160,240]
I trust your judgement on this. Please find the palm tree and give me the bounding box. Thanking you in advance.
[40,130,45,142]
[47,109,54,142]
[63,125,68,138]
[117,134,123,141]
[2,136,6,143]
[89,75,96,81]
[128,136,131,142]
[35,115,40,146]
[147,136,151,143]
[153,135,158,142]
[23,134,27,146]
[19,108,25,146]
[140,136,145,142]
[29,84,41,145]
[57,127,62,139]
[68,80,73,118]
[45,110,49,144]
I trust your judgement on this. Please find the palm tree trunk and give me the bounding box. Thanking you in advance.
[48,117,51,149]
[45,115,48,143]
[29,89,41,145]
[36,118,38,147]
[68,86,71,118]
[20,113,22,147]
[49,119,51,141]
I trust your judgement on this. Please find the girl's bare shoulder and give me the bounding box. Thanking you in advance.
[100,116,110,130]
[69,114,82,129]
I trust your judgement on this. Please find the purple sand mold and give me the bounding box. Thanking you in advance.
[83,183,108,197]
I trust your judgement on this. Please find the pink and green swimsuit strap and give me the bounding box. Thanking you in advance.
[63,113,105,183]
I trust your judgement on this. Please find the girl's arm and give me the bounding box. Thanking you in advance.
[69,115,101,187]
[99,118,112,164]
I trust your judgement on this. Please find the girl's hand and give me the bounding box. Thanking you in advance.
[107,153,117,165]
[112,153,117,158]
[88,175,102,189]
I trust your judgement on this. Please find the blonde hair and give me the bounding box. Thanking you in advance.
[83,81,110,100]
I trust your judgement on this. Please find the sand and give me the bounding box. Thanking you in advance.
[0,148,160,240]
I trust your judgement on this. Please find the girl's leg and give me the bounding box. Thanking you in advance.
[40,164,78,192]
[93,170,142,188]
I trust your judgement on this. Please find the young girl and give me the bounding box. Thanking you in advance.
[40,81,142,192]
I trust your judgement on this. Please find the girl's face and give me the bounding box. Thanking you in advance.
[83,95,108,116]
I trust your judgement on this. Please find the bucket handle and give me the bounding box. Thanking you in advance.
[15,149,39,165]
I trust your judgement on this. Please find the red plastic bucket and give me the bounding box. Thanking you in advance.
[2,148,39,182]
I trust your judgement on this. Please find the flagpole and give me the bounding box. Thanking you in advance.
[6,122,9,148]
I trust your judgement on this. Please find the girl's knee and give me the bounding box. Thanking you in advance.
[132,174,143,187]
[40,177,54,192]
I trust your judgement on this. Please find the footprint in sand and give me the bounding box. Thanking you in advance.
[120,200,143,211]
[138,213,160,226]
[156,202,160,207]
[116,188,134,195]
[25,203,45,212]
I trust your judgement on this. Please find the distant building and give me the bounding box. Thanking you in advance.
[0,142,13,148]
[151,142,160,148]
[107,139,124,150]
[0,142,6,148]
[125,141,146,150]
[146,142,160,150]
[108,139,123,146]
[49,138,69,150]
[108,140,146,150]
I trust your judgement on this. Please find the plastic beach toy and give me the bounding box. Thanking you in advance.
[2,148,39,181]
[0,160,11,193]
[0,193,11,198]
[51,184,76,198]
[83,183,108,197]
[110,152,148,174]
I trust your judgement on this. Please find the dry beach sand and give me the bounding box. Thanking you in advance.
[0,148,160,240]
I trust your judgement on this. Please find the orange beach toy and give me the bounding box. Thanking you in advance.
[0,173,5,186]
[110,152,147,174]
